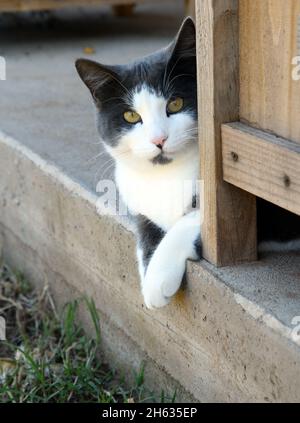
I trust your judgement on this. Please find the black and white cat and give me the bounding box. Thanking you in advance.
[76,18,300,310]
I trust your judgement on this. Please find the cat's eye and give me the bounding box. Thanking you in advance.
[124,110,142,124]
[167,97,184,114]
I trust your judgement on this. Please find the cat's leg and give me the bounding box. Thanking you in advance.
[136,247,146,282]
[135,214,165,284]
[142,210,201,309]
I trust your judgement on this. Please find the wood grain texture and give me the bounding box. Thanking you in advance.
[0,0,146,12]
[240,0,300,144]
[222,122,300,216]
[196,0,257,266]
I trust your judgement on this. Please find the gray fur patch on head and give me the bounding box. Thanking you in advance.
[75,17,197,151]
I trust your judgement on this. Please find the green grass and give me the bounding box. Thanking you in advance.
[0,264,154,403]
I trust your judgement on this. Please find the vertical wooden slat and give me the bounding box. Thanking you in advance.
[196,0,257,266]
[240,0,300,145]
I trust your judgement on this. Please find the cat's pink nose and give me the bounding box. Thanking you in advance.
[151,135,168,149]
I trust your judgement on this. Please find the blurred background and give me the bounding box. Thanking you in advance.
[0,0,190,191]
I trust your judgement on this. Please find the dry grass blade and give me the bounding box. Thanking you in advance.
[0,263,161,403]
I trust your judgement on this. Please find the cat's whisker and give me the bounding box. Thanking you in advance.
[99,162,116,181]
[85,150,111,165]
[93,150,131,185]
[85,131,130,164]
[100,71,130,97]
[101,96,127,105]
[96,157,115,170]
[89,131,198,168]
[98,152,131,181]
[164,55,184,92]
[179,136,197,143]
[164,51,195,95]
[165,73,195,94]
[94,162,116,186]
[84,140,122,165]
[182,126,198,132]
[123,90,135,107]
[89,140,103,146]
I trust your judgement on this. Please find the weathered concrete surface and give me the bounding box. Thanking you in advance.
[1,132,300,402]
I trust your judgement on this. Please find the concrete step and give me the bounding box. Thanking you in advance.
[1,2,300,402]
[1,129,300,402]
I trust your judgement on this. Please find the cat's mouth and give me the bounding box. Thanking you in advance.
[150,152,173,165]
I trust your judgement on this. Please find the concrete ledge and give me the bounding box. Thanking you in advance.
[1,131,300,402]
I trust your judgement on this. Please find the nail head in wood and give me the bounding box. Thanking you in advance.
[283,174,291,188]
[230,151,239,162]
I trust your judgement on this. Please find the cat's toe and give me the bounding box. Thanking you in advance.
[142,266,184,309]
[143,287,170,310]
[142,274,171,309]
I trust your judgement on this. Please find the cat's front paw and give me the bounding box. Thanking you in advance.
[141,210,201,309]
[142,277,171,309]
[142,260,185,309]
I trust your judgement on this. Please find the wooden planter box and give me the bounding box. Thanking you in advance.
[196,0,300,266]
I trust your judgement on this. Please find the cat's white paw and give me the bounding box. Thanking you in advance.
[142,278,171,309]
[141,210,201,309]
[142,257,186,309]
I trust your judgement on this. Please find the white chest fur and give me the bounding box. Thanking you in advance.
[115,150,199,231]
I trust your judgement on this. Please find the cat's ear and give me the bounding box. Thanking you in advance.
[170,17,196,60]
[75,59,121,101]
[165,17,196,82]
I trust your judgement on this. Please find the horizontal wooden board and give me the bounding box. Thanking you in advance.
[222,122,300,216]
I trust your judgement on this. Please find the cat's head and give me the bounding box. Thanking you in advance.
[75,17,197,170]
